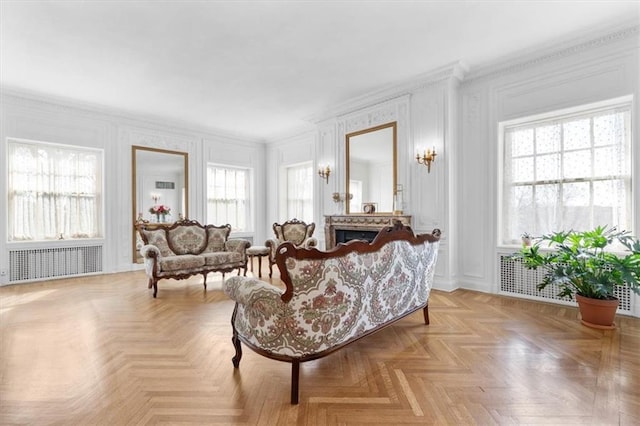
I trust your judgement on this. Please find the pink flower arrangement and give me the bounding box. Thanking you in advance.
[149,205,171,215]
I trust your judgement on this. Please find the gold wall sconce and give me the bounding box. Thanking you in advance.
[318,165,331,184]
[332,192,352,203]
[416,147,437,173]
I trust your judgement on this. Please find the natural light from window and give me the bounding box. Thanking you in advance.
[500,98,632,246]
[206,164,252,232]
[7,138,103,241]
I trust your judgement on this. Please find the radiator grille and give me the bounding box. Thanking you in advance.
[9,245,103,283]
[499,254,632,313]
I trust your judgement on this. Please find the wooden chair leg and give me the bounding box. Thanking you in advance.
[291,360,300,404]
[152,280,158,298]
[231,305,243,368]
[423,305,430,325]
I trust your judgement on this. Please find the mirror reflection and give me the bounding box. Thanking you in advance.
[346,122,397,214]
[132,146,188,263]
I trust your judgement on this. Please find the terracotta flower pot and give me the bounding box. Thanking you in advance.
[576,294,619,330]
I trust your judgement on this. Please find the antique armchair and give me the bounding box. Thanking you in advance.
[265,218,317,278]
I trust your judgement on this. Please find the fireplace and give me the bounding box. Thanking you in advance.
[324,214,412,249]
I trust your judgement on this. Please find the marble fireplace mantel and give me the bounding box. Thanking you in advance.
[324,214,412,249]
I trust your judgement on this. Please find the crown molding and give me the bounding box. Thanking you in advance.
[464,21,639,84]
[0,86,265,144]
[306,61,467,124]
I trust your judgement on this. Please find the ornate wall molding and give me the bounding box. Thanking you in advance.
[308,62,466,124]
[464,24,638,84]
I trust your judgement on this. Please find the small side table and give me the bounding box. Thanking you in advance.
[246,245,270,278]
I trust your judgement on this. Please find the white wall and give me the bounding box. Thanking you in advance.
[457,24,639,314]
[0,90,266,282]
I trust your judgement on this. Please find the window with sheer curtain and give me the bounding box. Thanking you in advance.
[501,100,632,245]
[206,165,251,232]
[7,139,103,241]
[286,162,313,223]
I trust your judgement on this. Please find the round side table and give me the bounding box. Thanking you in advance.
[246,245,269,278]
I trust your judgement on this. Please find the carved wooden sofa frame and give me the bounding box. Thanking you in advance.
[223,223,441,403]
[137,219,250,298]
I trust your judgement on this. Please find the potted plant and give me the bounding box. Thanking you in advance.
[513,226,640,329]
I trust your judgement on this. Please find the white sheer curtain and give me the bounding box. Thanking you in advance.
[286,163,313,223]
[8,139,103,241]
[206,165,250,231]
[502,105,631,245]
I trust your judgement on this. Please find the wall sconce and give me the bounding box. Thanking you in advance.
[150,193,160,204]
[318,165,331,184]
[332,192,353,203]
[416,147,437,173]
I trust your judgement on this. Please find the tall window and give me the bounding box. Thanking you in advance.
[501,99,631,245]
[7,139,103,241]
[286,162,313,223]
[207,164,251,232]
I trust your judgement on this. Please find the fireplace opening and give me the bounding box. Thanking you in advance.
[335,229,379,244]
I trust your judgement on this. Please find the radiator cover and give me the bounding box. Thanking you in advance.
[499,254,632,313]
[9,245,103,283]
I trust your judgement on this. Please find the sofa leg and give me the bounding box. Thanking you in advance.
[291,360,300,404]
[423,305,429,325]
[269,262,273,278]
[231,305,242,368]
[202,272,208,291]
[152,280,158,298]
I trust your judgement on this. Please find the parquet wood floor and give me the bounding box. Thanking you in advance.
[1,260,639,425]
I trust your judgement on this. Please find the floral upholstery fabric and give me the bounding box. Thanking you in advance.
[142,229,175,257]
[268,220,318,264]
[168,225,207,255]
[201,251,243,266]
[224,238,439,358]
[204,226,231,253]
[160,254,206,272]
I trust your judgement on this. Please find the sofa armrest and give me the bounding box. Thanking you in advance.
[302,237,318,249]
[224,276,285,305]
[225,239,251,257]
[265,238,279,261]
[139,244,161,259]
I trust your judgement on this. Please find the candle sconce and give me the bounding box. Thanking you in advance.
[416,147,437,173]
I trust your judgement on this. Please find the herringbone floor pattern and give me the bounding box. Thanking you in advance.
[1,262,639,425]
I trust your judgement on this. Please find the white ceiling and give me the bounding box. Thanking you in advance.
[1,1,638,141]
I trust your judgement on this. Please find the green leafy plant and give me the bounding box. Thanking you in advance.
[513,226,640,300]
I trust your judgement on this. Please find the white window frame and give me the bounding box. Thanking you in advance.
[206,163,253,234]
[7,138,104,242]
[284,161,313,224]
[498,96,633,247]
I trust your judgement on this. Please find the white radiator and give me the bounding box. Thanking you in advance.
[9,245,103,283]
[499,254,632,313]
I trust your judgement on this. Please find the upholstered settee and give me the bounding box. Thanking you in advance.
[137,219,250,298]
[223,222,441,403]
[265,218,318,278]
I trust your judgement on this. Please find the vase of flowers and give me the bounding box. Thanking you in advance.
[149,205,171,222]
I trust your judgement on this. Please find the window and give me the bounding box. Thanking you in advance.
[7,139,103,241]
[286,162,313,223]
[206,164,251,232]
[500,99,632,245]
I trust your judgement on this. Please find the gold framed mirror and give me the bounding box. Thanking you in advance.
[345,122,397,214]
[132,146,188,263]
